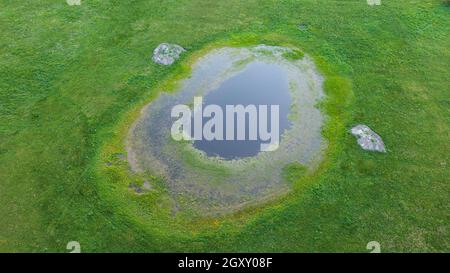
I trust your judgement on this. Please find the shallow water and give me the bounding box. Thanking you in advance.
[192,61,292,159]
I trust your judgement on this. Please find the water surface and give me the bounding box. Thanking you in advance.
[193,61,292,159]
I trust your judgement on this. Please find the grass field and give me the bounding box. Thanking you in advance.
[0,0,449,252]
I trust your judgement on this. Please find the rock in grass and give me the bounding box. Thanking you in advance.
[152,43,185,65]
[351,125,386,152]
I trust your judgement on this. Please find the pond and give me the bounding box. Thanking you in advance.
[127,45,326,215]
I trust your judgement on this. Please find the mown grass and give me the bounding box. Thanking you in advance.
[0,0,449,252]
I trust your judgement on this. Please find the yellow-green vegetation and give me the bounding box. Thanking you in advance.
[282,162,308,184]
[283,49,305,60]
[0,0,449,252]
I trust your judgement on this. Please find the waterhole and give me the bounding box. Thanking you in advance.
[127,45,326,215]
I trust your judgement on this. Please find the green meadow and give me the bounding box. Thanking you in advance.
[0,0,449,252]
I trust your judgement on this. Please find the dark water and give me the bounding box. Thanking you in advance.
[192,62,292,160]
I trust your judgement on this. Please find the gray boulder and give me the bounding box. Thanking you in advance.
[152,43,185,65]
[351,125,386,152]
